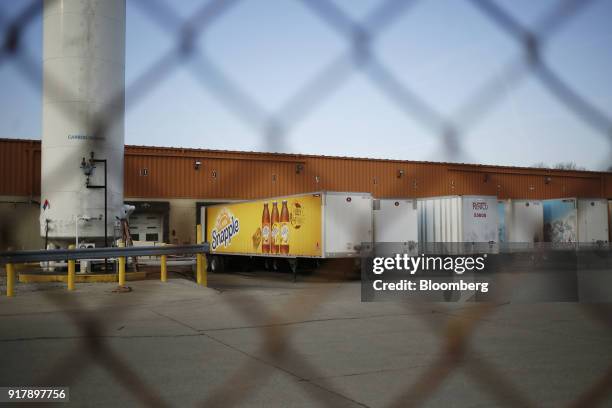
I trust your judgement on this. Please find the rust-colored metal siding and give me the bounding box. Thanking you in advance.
[1,138,611,200]
[0,139,40,197]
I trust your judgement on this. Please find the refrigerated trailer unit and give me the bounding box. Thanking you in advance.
[543,198,609,243]
[203,192,373,260]
[373,198,418,254]
[498,200,543,244]
[417,195,499,252]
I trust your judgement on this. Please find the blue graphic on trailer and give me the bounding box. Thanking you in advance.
[543,199,577,242]
[498,201,506,243]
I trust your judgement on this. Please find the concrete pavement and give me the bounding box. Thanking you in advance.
[0,271,611,407]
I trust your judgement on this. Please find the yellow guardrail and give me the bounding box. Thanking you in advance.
[2,225,208,297]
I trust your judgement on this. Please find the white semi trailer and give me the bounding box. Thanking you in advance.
[373,198,418,255]
[498,200,544,244]
[203,191,373,273]
[543,198,609,243]
[418,195,499,253]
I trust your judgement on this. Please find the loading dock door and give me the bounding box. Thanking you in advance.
[129,214,163,242]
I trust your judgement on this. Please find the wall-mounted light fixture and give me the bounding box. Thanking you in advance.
[397,169,405,178]
[194,160,201,170]
[296,163,304,174]
[315,175,320,183]
[544,176,551,184]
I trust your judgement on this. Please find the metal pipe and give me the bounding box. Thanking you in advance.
[86,154,108,270]
[103,160,107,248]
[75,216,79,248]
[0,244,209,264]
[44,219,49,250]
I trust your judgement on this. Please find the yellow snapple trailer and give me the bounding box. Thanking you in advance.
[203,192,373,277]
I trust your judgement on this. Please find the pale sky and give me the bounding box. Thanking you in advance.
[1,0,611,169]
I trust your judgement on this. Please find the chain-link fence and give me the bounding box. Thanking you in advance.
[2,0,612,406]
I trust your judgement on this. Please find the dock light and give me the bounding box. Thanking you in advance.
[194,160,201,170]
[545,176,552,184]
[397,169,404,178]
[296,163,304,174]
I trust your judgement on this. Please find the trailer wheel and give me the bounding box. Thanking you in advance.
[210,256,224,273]
[244,257,253,272]
[288,259,298,282]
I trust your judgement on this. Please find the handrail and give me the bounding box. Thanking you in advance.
[0,244,209,264]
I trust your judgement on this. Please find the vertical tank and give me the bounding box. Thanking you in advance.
[40,0,126,244]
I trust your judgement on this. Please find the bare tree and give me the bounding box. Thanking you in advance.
[552,161,585,170]
[532,161,586,170]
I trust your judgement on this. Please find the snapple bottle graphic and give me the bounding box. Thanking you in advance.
[280,200,289,254]
[262,202,271,253]
[271,201,280,254]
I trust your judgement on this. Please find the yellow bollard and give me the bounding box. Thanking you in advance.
[161,254,167,282]
[118,240,126,286]
[67,244,76,291]
[196,224,206,286]
[6,263,15,297]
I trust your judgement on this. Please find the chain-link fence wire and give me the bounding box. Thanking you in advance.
[2,0,612,406]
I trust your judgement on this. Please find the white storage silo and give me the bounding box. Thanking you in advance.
[40,0,126,245]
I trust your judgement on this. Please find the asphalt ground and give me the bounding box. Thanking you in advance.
[0,267,611,407]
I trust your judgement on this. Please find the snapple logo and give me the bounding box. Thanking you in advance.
[211,209,240,250]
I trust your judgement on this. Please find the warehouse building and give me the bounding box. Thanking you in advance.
[2,137,612,250]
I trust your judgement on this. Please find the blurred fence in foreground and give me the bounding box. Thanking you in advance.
[1,0,612,406]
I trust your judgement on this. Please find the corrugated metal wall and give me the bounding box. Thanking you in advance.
[0,139,40,197]
[1,138,611,200]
